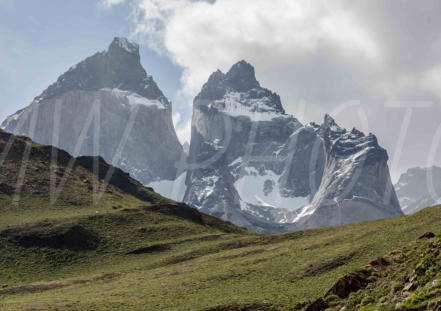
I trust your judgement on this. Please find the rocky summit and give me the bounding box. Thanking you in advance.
[184,60,402,233]
[1,37,184,185]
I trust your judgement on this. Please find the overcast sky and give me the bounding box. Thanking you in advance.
[2,0,441,181]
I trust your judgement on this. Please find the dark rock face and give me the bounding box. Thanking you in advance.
[197,61,263,101]
[1,222,99,251]
[394,166,441,214]
[1,38,183,185]
[185,61,402,233]
[196,60,284,113]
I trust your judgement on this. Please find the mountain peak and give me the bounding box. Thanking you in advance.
[206,70,226,86]
[195,61,286,117]
[228,60,255,74]
[319,114,345,135]
[224,60,260,92]
[323,114,336,126]
[29,37,166,103]
[197,61,271,102]
[109,37,139,54]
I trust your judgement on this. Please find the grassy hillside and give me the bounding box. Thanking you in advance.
[304,232,441,310]
[0,129,441,310]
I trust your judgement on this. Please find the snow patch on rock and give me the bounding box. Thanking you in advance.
[100,88,166,109]
[234,166,310,212]
[210,90,288,121]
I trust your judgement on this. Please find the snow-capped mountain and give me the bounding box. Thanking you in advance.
[184,60,402,232]
[2,42,402,233]
[286,116,403,230]
[1,37,184,186]
[394,166,441,214]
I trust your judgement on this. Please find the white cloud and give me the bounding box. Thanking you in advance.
[419,67,441,98]
[128,0,384,129]
[131,0,196,53]
[98,0,126,9]
[172,111,181,126]
[155,0,380,97]
[173,110,191,144]
[128,0,383,126]
[175,118,192,145]
[122,0,441,178]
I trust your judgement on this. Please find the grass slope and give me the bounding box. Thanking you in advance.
[304,232,441,310]
[0,129,441,310]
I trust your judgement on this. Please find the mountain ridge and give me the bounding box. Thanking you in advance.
[35,37,167,104]
[185,61,402,232]
[1,39,402,233]
[1,37,184,186]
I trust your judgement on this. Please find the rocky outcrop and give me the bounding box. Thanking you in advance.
[185,60,402,232]
[301,234,441,310]
[325,270,372,299]
[394,166,441,214]
[1,37,184,185]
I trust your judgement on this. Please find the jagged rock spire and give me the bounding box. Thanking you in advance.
[196,60,285,115]
[223,60,260,92]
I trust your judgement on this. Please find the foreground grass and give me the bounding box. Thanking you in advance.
[1,202,441,310]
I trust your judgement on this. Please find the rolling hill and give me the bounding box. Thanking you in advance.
[0,129,440,310]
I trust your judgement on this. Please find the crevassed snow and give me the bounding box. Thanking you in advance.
[147,172,187,202]
[212,91,288,122]
[101,88,166,109]
[234,167,309,212]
